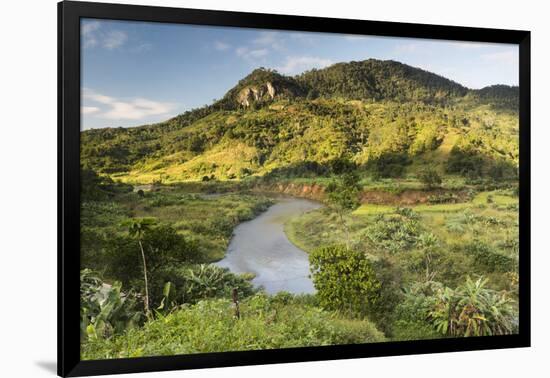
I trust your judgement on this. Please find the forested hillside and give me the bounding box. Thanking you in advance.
[81,59,519,184]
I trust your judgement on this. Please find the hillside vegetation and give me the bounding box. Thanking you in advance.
[81,59,518,184]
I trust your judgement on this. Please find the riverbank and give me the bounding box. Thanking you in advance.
[284,188,519,291]
[216,198,322,294]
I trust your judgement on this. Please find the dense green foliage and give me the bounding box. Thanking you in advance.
[394,277,516,338]
[151,264,257,306]
[297,59,468,103]
[287,189,519,336]
[80,269,143,341]
[81,292,385,360]
[309,245,381,317]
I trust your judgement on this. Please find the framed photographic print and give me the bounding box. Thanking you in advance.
[58,1,531,376]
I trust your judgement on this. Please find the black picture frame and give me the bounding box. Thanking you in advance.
[58,1,531,376]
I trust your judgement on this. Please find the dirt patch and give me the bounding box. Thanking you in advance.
[360,189,469,205]
[256,182,469,206]
[253,183,326,201]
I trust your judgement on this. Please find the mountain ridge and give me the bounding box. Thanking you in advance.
[81,59,519,183]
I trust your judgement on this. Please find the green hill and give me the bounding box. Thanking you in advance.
[81,59,519,184]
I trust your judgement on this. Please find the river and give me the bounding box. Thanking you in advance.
[216,197,322,294]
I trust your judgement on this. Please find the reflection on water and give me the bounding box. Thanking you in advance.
[216,198,322,294]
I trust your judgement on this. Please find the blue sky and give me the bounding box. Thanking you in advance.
[81,18,518,130]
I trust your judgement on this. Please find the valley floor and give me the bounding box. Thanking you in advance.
[80,177,519,359]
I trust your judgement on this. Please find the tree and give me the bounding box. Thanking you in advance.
[309,245,380,317]
[419,168,442,190]
[325,172,362,249]
[122,217,157,319]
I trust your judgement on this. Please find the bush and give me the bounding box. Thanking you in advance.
[370,153,410,179]
[81,293,385,360]
[309,245,380,317]
[150,264,257,306]
[428,192,459,204]
[363,211,421,253]
[464,242,517,273]
[419,168,442,189]
[446,148,483,178]
[104,224,201,289]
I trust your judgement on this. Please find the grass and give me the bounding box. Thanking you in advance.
[81,293,385,360]
[81,186,274,263]
[353,204,395,215]
[285,189,519,290]
[352,189,517,215]
[472,190,518,206]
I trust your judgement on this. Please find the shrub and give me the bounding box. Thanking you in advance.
[419,168,442,189]
[363,211,421,253]
[150,264,257,306]
[309,245,380,317]
[446,148,484,178]
[428,192,459,204]
[392,281,442,341]
[464,242,516,273]
[371,153,410,179]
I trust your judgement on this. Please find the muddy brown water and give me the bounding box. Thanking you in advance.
[216,197,322,294]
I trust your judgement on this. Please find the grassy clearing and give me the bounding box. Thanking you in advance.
[353,204,395,215]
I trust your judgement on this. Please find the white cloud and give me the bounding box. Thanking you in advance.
[248,49,269,58]
[234,31,288,64]
[81,106,100,115]
[482,51,517,64]
[81,21,129,50]
[82,21,101,36]
[235,46,248,57]
[214,41,231,51]
[103,30,128,50]
[289,33,318,44]
[82,21,100,48]
[82,89,175,121]
[235,47,269,61]
[277,56,334,75]
[252,31,284,51]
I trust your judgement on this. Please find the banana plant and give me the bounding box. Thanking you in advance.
[429,276,515,337]
[80,269,144,340]
[156,281,178,315]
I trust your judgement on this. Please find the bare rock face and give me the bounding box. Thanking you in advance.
[238,82,276,107]
[266,82,276,99]
[237,87,253,107]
